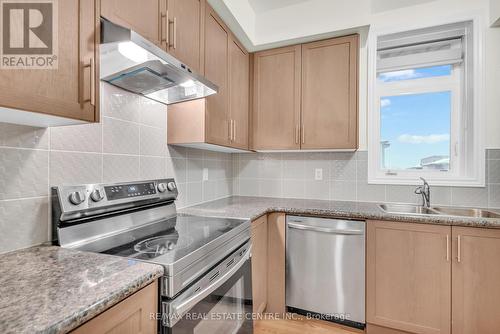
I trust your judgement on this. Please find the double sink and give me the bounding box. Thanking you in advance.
[379,203,500,218]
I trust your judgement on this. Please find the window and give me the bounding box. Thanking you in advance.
[368,20,485,186]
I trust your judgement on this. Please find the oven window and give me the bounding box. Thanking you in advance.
[165,258,253,334]
[193,277,245,334]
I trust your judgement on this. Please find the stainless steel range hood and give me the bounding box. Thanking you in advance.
[100,18,218,105]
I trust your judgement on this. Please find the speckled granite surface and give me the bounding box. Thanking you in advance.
[0,246,163,334]
[179,196,500,228]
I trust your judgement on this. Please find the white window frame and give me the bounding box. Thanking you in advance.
[367,17,485,187]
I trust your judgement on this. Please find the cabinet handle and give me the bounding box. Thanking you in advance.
[446,234,450,262]
[301,125,305,144]
[173,17,177,49]
[457,235,461,263]
[160,12,168,44]
[233,121,236,142]
[81,58,95,106]
[90,58,95,106]
[228,120,232,142]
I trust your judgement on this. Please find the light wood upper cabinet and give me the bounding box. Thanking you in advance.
[251,35,359,151]
[252,46,302,150]
[167,4,250,152]
[204,7,229,146]
[228,36,250,150]
[0,0,98,126]
[301,36,358,149]
[72,281,158,334]
[101,0,161,46]
[166,0,205,73]
[367,221,451,334]
[452,227,500,334]
[251,215,268,314]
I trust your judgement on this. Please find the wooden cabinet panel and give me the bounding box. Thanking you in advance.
[101,0,161,46]
[228,37,250,150]
[72,281,158,334]
[251,215,268,314]
[167,0,204,72]
[301,36,358,149]
[452,227,500,334]
[253,46,301,150]
[204,7,229,146]
[0,0,98,123]
[367,221,451,334]
[267,213,286,314]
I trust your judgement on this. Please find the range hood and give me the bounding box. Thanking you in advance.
[100,18,218,105]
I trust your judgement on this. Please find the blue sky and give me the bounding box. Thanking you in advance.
[379,66,452,170]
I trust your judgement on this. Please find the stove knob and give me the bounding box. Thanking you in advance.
[69,191,86,205]
[90,188,105,202]
[167,182,177,191]
[157,183,168,193]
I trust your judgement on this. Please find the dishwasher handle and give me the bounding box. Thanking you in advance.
[288,222,364,235]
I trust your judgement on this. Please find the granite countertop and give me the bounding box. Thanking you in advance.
[179,196,500,228]
[0,246,163,334]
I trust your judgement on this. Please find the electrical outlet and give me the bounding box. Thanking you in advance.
[315,168,323,181]
[203,168,209,181]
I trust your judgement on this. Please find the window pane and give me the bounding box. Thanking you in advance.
[380,91,451,171]
[378,65,452,83]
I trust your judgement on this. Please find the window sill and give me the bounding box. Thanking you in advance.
[368,176,486,187]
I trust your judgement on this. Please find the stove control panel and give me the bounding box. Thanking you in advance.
[53,179,178,221]
[105,182,157,201]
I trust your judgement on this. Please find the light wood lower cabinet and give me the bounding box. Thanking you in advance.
[251,215,268,314]
[452,227,500,334]
[367,221,451,334]
[0,0,99,127]
[72,281,158,334]
[266,213,287,314]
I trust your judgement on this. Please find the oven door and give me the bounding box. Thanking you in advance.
[162,242,253,334]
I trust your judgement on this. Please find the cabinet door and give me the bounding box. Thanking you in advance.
[101,0,161,46]
[267,213,286,314]
[452,227,500,334]
[228,36,250,150]
[204,7,229,146]
[253,46,301,150]
[367,221,451,334]
[301,35,358,149]
[251,215,268,314]
[0,0,97,122]
[167,0,204,73]
[72,281,158,333]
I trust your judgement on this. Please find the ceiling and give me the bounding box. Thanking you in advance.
[207,0,448,52]
[247,0,311,13]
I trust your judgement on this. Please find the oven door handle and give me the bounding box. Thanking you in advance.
[166,245,251,325]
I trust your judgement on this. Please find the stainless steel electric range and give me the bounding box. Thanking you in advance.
[51,178,253,334]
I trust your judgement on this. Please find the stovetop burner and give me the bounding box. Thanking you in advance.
[134,234,193,255]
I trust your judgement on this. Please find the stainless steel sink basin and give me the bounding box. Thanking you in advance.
[378,203,500,218]
[432,207,500,218]
[378,203,438,215]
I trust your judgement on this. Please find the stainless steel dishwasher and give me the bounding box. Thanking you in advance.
[286,216,365,329]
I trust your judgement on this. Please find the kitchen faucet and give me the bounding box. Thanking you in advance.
[415,177,430,208]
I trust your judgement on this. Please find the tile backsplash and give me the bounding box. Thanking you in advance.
[1,83,499,253]
[0,83,233,254]
[232,150,500,209]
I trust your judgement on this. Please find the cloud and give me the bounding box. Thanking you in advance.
[378,69,422,82]
[380,99,391,107]
[397,133,450,144]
